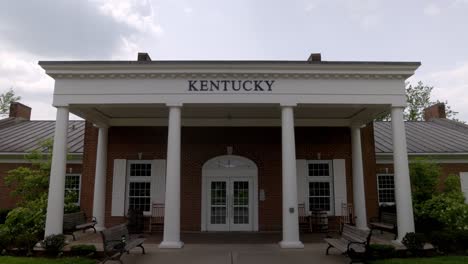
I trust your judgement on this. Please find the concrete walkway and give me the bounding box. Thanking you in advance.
[116,243,348,264]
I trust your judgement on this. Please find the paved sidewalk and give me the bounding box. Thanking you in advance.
[117,243,348,264]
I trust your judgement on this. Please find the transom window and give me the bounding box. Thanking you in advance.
[377,174,395,204]
[65,174,81,205]
[307,161,334,214]
[127,161,152,213]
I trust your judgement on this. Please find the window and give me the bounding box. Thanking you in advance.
[127,161,152,213]
[307,161,334,214]
[377,174,395,204]
[65,174,81,205]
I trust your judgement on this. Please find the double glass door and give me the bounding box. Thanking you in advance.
[207,177,252,231]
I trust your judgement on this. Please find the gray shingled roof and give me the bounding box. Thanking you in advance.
[374,120,468,154]
[0,120,85,154]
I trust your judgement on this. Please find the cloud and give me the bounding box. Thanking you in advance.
[343,0,383,29]
[0,0,138,59]
[424,3,441,16]
[183,7,193,14]
[0,0,165,120]
[93,0,163,36]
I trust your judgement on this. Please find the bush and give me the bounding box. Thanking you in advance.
[41,234,66,256]
[417,193,468,232]
[369,244,396,259]
[0,209,11,225]
[402,232,425,255]
[0,195,47,254]
[0,225,12,253]
[430,229,468,254]
[410,159,440,205]
[70,244,96,256]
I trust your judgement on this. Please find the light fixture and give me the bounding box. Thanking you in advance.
[138,152,143,160]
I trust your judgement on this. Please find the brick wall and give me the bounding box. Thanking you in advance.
[376,162,468,192]
[99,126,372,231]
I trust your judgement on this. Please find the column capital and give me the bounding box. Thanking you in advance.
[280,103,297,108]
[166,103,183,107]
[93,124,109,129]
[350,122,365,129]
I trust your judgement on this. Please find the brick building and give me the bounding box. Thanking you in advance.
[1,53,467,249]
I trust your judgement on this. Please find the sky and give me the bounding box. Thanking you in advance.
[1,0,468,121]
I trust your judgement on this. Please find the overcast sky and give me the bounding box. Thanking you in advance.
[1,0,468,121]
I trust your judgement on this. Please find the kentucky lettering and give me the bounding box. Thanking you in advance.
[188,80,275,92]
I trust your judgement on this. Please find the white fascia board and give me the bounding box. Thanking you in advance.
[40,62,420,78]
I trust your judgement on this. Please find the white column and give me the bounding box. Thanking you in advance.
[351,125,368,230]
[44,107,69,237]
[160,105,184,248]
[279,105,304,249]
[92,126,108,230]
[391,107,415,240]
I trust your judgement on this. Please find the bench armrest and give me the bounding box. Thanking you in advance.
[92,217,97,225]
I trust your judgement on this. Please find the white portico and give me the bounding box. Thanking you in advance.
[40,54,419,248]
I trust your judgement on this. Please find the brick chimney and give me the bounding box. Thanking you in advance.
[9,102,31,120]
[423,103,446,121]
[137,52,152,62]
[307,53,322,62]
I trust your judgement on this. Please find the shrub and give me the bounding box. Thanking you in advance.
[402,232,425,255]
[417,193,468,232]
[410,158,440,205]
[0,209,11,225]
[42,234,66,255]
[0,225,12,253]
[369,244,396,259]
[70,244,97,256]
[1,195,47,254]
[430,229,468,254]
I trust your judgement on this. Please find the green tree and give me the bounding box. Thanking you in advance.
[376,81,461,122]
[409,158,440,205]
[0,88,21,118]
[5,139,53,203]
[0,140,78,254]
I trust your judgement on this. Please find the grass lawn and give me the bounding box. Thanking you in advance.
[372,256,468,264]
[0,256,95,264]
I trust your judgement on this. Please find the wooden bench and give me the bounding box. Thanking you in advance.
[63,212,97,240]
[100,224,146,264]
[369,211,397,240]
[324,224,372,264]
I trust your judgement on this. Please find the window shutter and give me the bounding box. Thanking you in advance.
[151,159,166,204]
[332,159,347,216]
[111,159,127,216]
[296,159,307,205]
[460,172,468,204]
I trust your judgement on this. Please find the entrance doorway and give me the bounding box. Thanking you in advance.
[201,155,258,231]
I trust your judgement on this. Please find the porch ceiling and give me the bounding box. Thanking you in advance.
[70,103,389,127]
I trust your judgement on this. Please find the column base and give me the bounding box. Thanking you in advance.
[279,240,304,249]
[356,226,370,231]
[159,241,184,249]
[94,225,106,232]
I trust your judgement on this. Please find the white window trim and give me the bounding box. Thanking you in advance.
[126,160,153,215]
[65,173,81,205]
[306,160,334,215]
[376,173,396,205]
